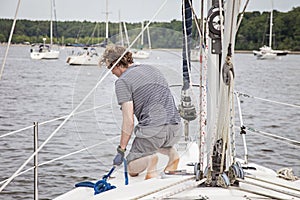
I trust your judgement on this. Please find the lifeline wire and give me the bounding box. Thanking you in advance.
[246,126,300,147]
[0,104,110,139]
[237,91,300,108]
[0,135,120,185]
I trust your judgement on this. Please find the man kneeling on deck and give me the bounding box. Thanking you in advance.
[100,45,182,179]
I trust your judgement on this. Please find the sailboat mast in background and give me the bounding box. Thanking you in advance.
[30,0,60,60]
[252,1,289,60]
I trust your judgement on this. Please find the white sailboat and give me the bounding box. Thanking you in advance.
[66,47,101,66]
[1,0,299,200]
[30,0,59,60]
[253,3,290,60]
[65,0,111,66]
[131,21,151,59]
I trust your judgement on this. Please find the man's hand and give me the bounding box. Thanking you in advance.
[113,145,126,166]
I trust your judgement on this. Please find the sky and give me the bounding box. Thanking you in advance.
[0,0,299,23]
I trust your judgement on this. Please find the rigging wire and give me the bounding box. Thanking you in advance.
[87,23,99,45]
[0,0,21,81]
[237,0,250,30]
[0,104,110,139]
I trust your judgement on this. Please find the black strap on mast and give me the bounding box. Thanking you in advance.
[179,0,197,141]
[182,0,192,90]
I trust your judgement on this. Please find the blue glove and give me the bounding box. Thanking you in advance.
[113,146,126,166]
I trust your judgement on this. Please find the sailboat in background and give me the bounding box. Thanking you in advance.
[253,3,290,60]
[66,47,101,66]
[131,21,151,59]
[66,0,110,65]
[30,0,59,60]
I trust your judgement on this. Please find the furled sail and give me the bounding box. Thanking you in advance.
[178,0,197,141]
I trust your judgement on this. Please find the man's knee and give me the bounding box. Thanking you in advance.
[129,172,139,177]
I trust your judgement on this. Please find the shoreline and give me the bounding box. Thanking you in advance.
[235,50,300,55]
[1,43,300,55]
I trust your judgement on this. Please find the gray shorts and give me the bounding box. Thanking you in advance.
[126,124,182,163]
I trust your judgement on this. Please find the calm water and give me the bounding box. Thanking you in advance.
[0,45,299,199]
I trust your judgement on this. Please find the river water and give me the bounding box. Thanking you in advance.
[0,45,299,199]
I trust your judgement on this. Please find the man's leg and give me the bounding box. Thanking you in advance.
[158,147,179,172]
[128,154,158,179]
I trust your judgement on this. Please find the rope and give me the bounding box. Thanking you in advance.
[246,175,300,191]
[123,159,129,185]
[74,159,129,195]
[199,12,210,172]
[236,187,294,200]
[218,67,234,172]
[154,178,207,200]
[75,166,116,195]
[277,168,299,181]
[132,176,202,200]
[237,177,300,199]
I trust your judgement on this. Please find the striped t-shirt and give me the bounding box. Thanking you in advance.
[115,64,181,127]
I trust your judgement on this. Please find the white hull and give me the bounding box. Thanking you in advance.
[253,6,290,60]
[54,142,300,200]
[132,50,150,59]
[253,49,276,60]
[66,55,100,65]
[271,49,290,56]
[30,49,59,60]
[66,47,102,66]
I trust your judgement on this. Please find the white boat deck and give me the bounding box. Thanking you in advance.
[54,142,300,200]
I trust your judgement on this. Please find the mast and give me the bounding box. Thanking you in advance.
[123,22,130,47]
[147,25,151,50]
[141,21,144,49]
[118,10,124,46]
[197,0,240,186]
[50,0,53,46]
[269,6,273,48]
[105,0,109,45]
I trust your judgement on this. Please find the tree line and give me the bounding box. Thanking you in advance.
[0,7,299,51]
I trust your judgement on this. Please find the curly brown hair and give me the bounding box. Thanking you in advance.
[100,45,133,69]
